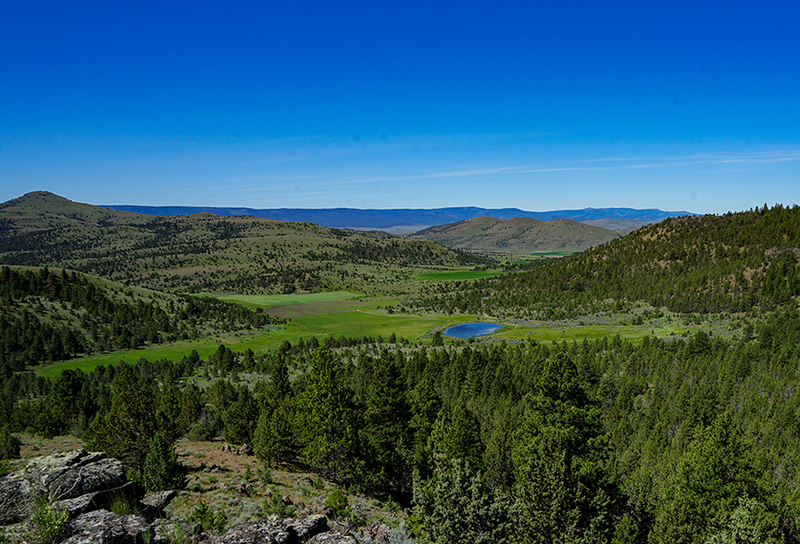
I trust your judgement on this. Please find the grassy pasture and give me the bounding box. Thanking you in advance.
[415,269,505,281]
[32,291,720,379]
[32,303,462,377]
[203,291,362,309]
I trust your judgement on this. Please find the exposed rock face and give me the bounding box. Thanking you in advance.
[285,514,328,540]
[0,476,31,525]
[1,449,354,544]
[61,510,151,544]
[21,449,126,501]
[215,514,328,544]
[54,481,144,519]
[308,533,358,544]
[0,449,129,525]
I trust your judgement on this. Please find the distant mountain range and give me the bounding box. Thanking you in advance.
[105,204,693,232]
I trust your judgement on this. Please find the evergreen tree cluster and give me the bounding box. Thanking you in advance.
[409,205,800,317]
[0,213,492,294]
[5,312,800,542]
[0,266,281,370]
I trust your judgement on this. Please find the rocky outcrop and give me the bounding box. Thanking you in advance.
[20,449,126,501]
[215,514,328,544]
[308,533,357,544]
[61,510,151,544]
[0,449,131,525]
[1,450,361,544]
[0,476,31,525]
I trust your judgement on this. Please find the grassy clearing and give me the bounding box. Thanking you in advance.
[32,305,463,377]
[32,299,735,378]
[31,312,711,378]
[415,269,505,281]
[200,291,362,309]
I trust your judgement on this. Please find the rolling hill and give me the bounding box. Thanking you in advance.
[0,191,150,236]
[0,265,282,370]
[407,216,621,251]
[0,192,490,295]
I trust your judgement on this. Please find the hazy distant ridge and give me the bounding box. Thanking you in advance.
[105,205,692,230]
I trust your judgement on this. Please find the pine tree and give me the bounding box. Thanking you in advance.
[253,406,293,467]
[362,352,412,495]
[143,433,185,491]
[512,352,618,544]
[295,347,362,482]
[86,363,158,472]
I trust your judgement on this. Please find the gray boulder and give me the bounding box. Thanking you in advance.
[54,481,144,519]
[286,514,328,540]
[0,476,31,525]
[308,533,357,544]
[18,449,125,501]
[0,449,127,525]
[216,519,293,544]
[215,514,329,544]
[60,510,150,544]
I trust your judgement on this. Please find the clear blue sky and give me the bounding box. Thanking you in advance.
[2,1,799,214]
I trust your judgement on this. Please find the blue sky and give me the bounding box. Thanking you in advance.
[1,1,799,213]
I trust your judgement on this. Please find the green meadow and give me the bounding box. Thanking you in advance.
[31,279,719,379]
[34,293,707,379]
[32,301,464,377]
[415,269,505,281]
[202,291,362,309]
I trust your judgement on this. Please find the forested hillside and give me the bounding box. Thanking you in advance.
[0,192,490,294]
[409,204,800,317]
[0,266,281,372]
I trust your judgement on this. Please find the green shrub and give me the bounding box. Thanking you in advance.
[261,489,296,518]
[256,462,272,484]
[190,500,227,533]
[23,500,69,544]
[325,488,350,519]
[108,492,136,516]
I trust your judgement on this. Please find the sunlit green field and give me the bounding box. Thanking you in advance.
[33,304,466,378]
[33,292,706,379]
[201,291,362,309]
[415,269,505,281]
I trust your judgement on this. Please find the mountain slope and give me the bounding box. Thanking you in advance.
[408,216,621,250]
[0,191,150,236]
[0,192,489,294]
[407,205,800,317]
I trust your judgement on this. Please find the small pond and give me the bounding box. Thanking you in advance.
[442,322,502,338]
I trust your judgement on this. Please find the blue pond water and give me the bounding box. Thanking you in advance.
[443,322,502,338]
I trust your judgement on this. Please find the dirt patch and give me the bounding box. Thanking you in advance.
[266,300,367,318]
[16,434,85,465]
